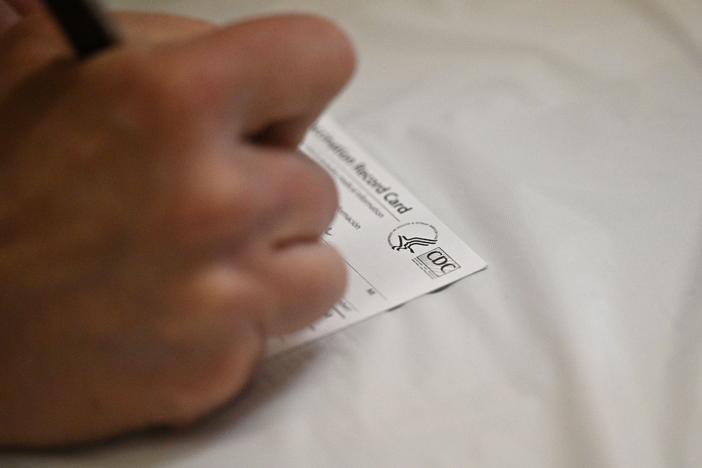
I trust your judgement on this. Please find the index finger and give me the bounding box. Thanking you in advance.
[6,0,39,15]
[0,2,20,35]
[164,14,356,147]
[0,12,213,97]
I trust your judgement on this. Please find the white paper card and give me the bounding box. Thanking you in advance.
[266,117,486,356]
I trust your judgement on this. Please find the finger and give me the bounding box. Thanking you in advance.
[0,12,214,94]
[164,14,356,147]
[116,12,214,45]
[254,148,339,248]
[156,141,274,250]
[261,242,347,335]
[0,12,70,95]
[170,145,337,253]
[6,0,39,15]
[0,2,20,35]
[161,264,267,426]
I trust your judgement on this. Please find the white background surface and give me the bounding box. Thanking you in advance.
[4,1,702,466]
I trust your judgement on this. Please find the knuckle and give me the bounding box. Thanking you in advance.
[238,15,356,95]
[302,248,347,308]
[159,159,256,246]
[117,12,215,40]
[275,155,339,220]
[266,244,347,334]
[161,345,257,427]
[317,246,348,298]
[308,162,340,224]
[102,50,203,125]
[283,15,357,83]
[157,280,265,426]
[159,393,207,428]
[283,15,354,54]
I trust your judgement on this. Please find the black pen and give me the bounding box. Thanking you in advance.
[43,0,120,59]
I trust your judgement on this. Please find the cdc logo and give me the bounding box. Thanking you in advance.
[388,222,439,254]
[413,247,462,279]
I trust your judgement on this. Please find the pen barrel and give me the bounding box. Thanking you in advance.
[43,0,119,58]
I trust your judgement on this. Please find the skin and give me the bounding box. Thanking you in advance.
[0,1,354,448]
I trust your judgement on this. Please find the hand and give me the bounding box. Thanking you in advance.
[0,1,35,32]
[0,7,354,447]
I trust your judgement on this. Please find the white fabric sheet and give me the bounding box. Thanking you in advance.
[3,1,702,466]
